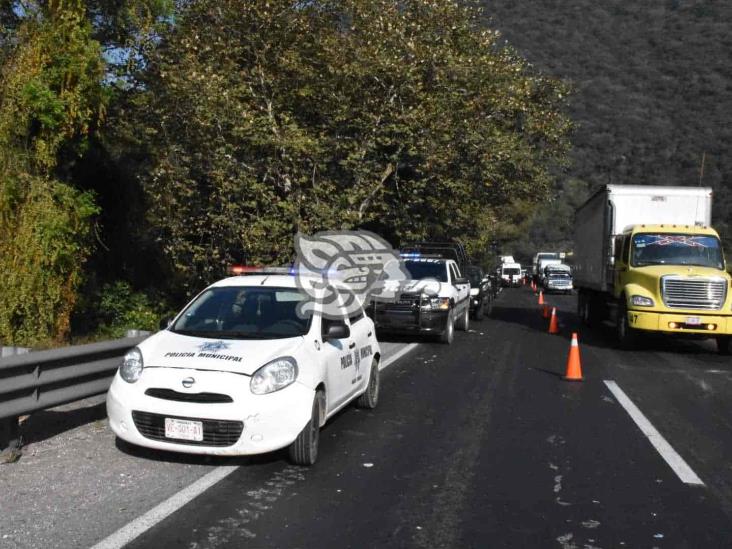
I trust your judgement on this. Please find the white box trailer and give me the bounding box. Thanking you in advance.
[574,185,713,292]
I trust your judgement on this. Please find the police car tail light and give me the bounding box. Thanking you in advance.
[120,348,144,383]
[250,357,298,395]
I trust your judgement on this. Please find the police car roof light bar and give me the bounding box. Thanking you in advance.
[401,241,469,266]
[229,265,347,279]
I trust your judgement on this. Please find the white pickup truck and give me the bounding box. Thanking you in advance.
[369,256,471,344]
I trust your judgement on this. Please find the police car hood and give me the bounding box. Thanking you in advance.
[139,330,305,376]
[370,278,444,300]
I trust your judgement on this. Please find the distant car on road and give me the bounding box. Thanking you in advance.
[107,270,381,465]
[500,262,522,287]
[543,270,573,294]
[466,265,492,320]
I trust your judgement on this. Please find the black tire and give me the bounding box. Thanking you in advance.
[439,309,455,344]
[356,359,380,409]
[616,298,638,350]
[716,336,732,355]
[456,305,469,331]
[473,299,484,321]
[288,392,322,466]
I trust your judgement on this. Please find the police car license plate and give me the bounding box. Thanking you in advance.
[165,418,203,441]
[686,317,702,326]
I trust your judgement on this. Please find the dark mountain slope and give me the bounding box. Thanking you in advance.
[483,0,732,237]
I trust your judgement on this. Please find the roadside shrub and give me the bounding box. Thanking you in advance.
[94,281,164,338]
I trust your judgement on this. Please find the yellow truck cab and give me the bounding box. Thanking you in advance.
[574,185,732,353]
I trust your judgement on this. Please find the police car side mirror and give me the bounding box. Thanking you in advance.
[159,316,173,330]
[324,322,350,341]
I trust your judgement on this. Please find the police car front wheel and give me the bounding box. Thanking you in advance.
[288,391,323,466]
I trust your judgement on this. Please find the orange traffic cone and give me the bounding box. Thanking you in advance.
[563,332,583,381]
[548,307,559,334]
[538,291,545,305]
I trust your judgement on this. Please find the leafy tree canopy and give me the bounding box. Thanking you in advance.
[119,0,571,290]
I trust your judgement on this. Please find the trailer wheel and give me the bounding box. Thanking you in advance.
[578,291,592,326]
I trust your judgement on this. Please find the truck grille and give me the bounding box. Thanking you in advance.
[661,277,727,310]
[132,411,243,447]
[375,293,420,311]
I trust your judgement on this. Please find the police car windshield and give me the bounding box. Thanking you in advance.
[171,286,313,339]
[631,234,724,269]
[403,260,448,282]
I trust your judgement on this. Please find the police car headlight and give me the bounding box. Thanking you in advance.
[631,295,654,307]
[430,297,450,310]
[250,357,298,395]
[120,348,144,383]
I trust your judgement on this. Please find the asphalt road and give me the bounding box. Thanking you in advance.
[5,287,732,548]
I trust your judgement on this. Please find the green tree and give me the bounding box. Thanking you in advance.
[118,0,570,291]
[0,1,105,345]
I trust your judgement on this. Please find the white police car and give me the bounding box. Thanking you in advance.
[107,270,381,465]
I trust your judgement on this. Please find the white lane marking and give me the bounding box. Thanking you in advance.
[603,380,704,486]
[90,465,239,549]
[91,343,417,549]
[379,343,419,371]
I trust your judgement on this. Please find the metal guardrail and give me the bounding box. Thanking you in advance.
[0,336,148,454]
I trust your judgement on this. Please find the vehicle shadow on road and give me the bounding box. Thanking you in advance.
[20,400,108,446]
[114,436,289,467]
[373,332,431,344]
[492,291,726,360]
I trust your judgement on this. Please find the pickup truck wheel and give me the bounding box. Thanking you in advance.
[288,391,322,466]
[456,305,469,331]
[716,336,732,355]
[439,309,455,344]
[616,299,638,350]
[473,299,484,321]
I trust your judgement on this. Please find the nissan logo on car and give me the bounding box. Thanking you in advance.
[181,377,195,389]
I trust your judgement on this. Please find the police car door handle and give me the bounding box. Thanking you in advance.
[349,342,356,349]
[367,331,372,337]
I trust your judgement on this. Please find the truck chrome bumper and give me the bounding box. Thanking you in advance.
[373,308,448,333]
